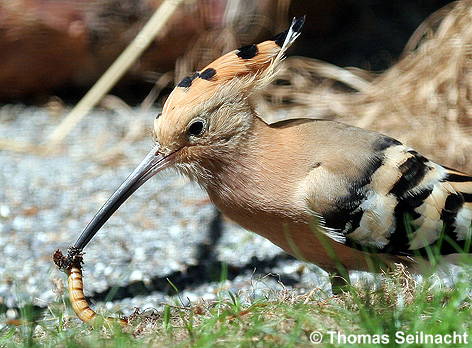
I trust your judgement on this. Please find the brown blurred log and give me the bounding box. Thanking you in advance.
[0,0,454,101]
[0,0,284,101]
[0,0,90,99]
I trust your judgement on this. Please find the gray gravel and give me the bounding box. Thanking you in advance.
[0,104,331,314]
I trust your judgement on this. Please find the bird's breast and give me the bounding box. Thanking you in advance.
[206,185,384,272]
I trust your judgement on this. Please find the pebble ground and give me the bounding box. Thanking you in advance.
[0,105,334,317]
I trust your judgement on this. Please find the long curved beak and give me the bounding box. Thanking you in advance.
[72,145,174,250]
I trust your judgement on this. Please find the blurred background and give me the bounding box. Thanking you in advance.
[0,0,454,103]
[0,0,470,319]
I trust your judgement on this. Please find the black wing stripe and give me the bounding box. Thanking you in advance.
[349,210,364,232]
[381,204,414,255]
[380,188,433,255]
[389,152,430,198]
[440,194,464,227]
[324,156,384,233]
[439,194,466,253]
[372,136,402,152]
[461,192,472,202]
[443,173,472,182]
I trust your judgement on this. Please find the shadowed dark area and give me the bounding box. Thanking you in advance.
[0,0,455,104]
[89,211,297,303]
[290,0,453,71]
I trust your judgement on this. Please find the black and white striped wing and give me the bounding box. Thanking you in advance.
[326,143,472,256]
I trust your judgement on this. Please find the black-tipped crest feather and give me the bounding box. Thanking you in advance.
[273,16,305,47]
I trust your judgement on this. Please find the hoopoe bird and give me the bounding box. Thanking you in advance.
[70,17,472,288]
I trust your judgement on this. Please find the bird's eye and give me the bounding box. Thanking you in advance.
[188,119,205,137]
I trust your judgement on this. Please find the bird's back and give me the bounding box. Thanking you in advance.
[291,119,472,259]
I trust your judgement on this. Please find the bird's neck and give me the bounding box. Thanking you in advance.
[195,116,309,221]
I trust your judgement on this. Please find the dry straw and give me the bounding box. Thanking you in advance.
[261,0,472,172]
[1,0,470,172]
[46,0,185,149]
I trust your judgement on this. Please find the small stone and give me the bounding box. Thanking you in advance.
[6,308,18,319]
[129,270,143,282]
[0,205,10,217]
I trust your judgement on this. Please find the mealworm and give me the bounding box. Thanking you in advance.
[53,249,127,326]
[67,264,98,323]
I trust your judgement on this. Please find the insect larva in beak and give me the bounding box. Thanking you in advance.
[53,249,127,326]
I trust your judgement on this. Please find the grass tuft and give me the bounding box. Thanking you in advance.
[1,266,471,347]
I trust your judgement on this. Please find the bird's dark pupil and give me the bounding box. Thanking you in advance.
[189,121,204,136]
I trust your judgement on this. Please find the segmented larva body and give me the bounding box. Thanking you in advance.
[53,249,127,326]
[67,266,98,323]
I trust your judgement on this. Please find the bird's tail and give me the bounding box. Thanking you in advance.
[439,168,472,249]
[408,166,472,255]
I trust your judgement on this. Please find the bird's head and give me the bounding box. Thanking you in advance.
[71,17,305,251]
[154,16,304,166]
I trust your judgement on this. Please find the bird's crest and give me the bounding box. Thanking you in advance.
[162,17,305,113]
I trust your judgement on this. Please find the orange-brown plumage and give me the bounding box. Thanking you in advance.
[154,19,304,167]
[163,40,281,113]
[69,17,471,292]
